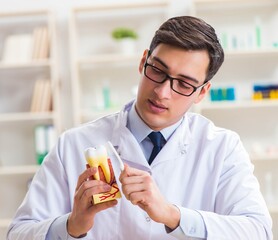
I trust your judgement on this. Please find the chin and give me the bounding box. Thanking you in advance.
[145,117,166,131]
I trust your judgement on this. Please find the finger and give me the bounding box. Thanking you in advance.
[76,167,97,191]
[119,165,148,183]
[120,171,151,187]
[121,174,148,185]
[125,165,149,177]
[122,182,146,201]
[128,191,148,206]
[88,199,118,214]
[76,180,111,205]
[119,164,129,181]
[86,164,94,180]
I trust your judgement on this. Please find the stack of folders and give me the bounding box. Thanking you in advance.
[34,125,56,165]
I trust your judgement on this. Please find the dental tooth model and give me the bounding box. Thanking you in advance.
[85,145,121,204]
[85,145,112,184]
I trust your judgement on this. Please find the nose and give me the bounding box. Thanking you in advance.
[154,78,172,98]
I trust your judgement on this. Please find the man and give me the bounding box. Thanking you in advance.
[7,16,272,239]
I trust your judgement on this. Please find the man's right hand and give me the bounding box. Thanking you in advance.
[67,167,117,238]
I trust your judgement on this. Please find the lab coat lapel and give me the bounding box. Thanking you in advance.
[110,107,150,172]
[109,106,192,170]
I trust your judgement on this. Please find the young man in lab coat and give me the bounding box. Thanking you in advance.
[8,16,272,240]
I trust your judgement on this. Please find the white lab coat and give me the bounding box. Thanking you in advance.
[7,103,272,240]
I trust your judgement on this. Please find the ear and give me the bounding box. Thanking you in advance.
[139,49,149,73]
[194,81,211,104]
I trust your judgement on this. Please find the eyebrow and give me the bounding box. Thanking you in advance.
[151,56,199,84]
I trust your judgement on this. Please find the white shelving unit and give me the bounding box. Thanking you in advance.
[0,10,60,237]
[69,1,170,126]
[191,0,278,238]
[0,219,11,238]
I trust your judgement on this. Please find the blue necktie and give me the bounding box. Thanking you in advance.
[148,131,165,164]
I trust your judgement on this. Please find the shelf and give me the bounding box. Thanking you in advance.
[251,155,278,162]
[73,0,169,13]
[0,9,51,18]
[0,112,56,123]
[193,0,278,9]
[0,60,52,69]
[268,206,278,213]
[0,165,39,176]
[199,100,278,110]
[225,49,278,59]
[194,0,276,3]
[81,107,120,122]
[70,1,169,126]
[0,218,11,227]
[0,9,59,234]
[78,53,141,65]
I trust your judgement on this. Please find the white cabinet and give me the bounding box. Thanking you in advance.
[69,1,170,125]
[0,10,60,236]
[191,0,278,238]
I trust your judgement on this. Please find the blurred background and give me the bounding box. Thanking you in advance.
[0,0,277,238]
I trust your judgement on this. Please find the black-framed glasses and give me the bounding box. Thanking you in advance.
[144,58,208,97]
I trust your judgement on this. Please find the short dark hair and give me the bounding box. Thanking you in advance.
[149,16,224,82]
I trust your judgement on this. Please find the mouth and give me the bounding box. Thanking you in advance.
[148,99,168,113]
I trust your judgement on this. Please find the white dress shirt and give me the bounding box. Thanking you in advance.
[7,101,273,240]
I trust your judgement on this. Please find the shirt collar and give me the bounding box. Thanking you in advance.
[127,101,183,143]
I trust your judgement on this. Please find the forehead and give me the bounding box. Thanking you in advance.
[150,44,210,82]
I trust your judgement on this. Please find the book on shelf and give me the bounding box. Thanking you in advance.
[34,125,57,164]
[0,26,50,64]
[32,26,50,60]
[1,33,33,64]
[30,79,52,112]
[31,28,41,60]
[40,80,52,111]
